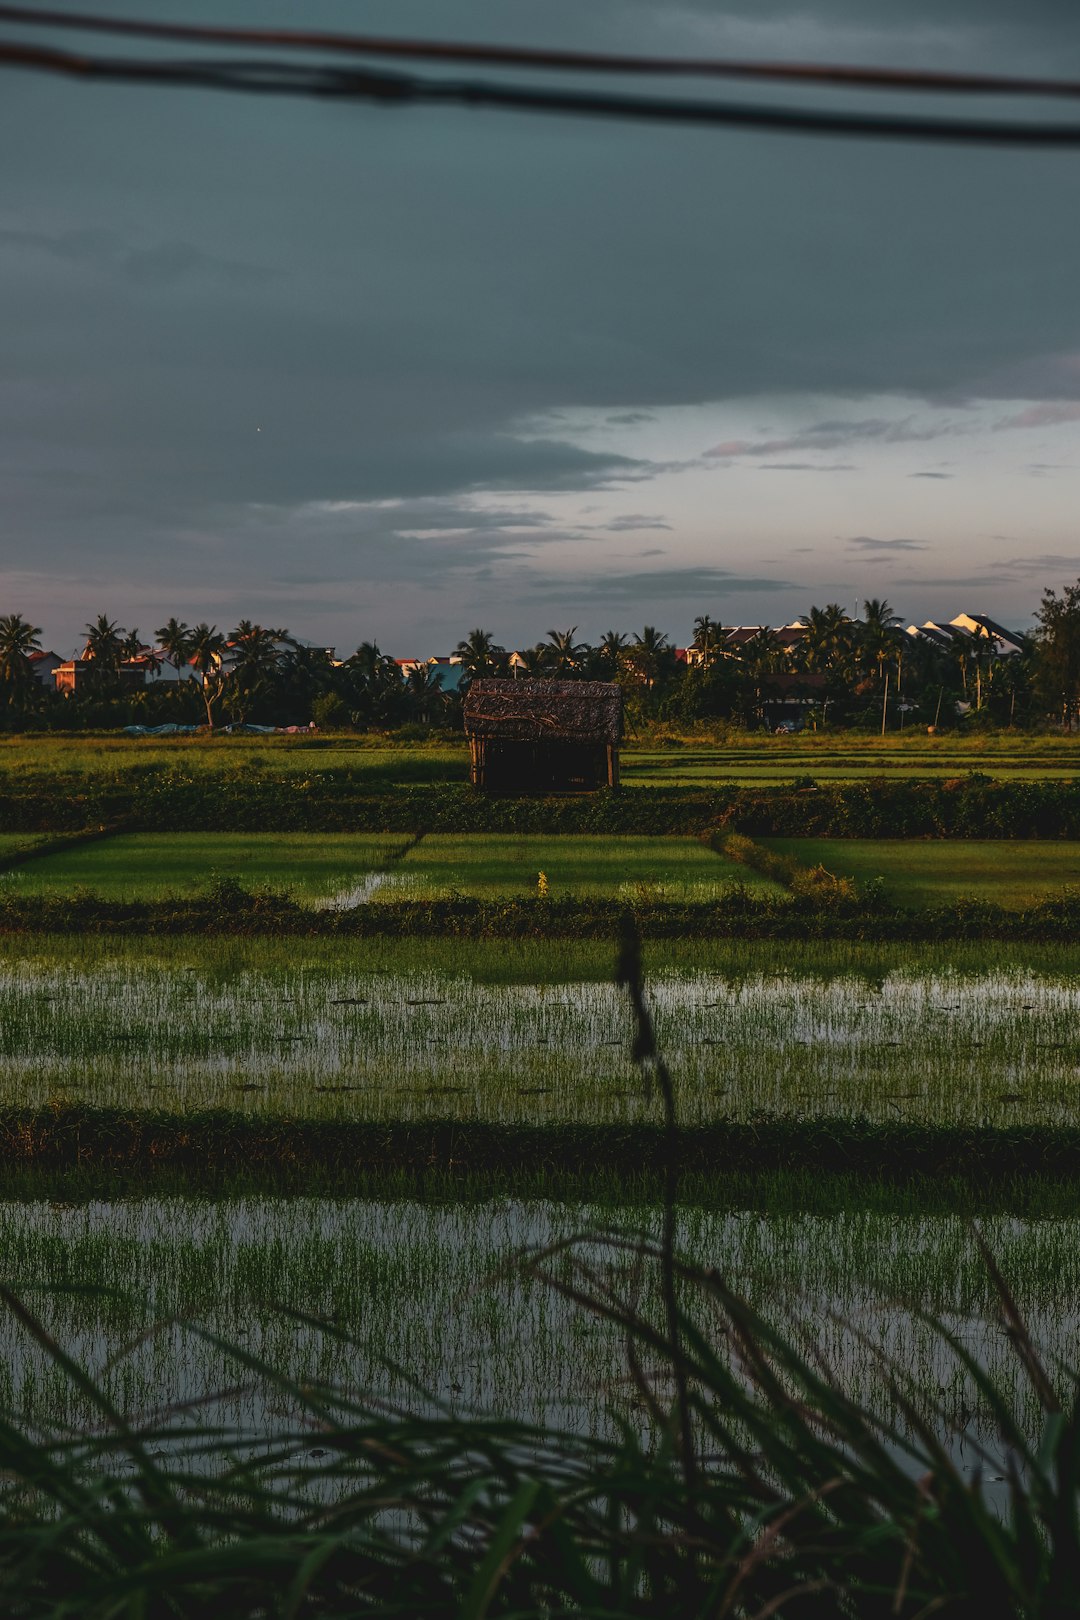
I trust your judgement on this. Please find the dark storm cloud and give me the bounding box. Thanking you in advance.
[2,0,1080,643]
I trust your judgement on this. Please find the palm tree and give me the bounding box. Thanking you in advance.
[227,621,284,718]
[82,614,125,670]
[156,617,193,679]
[597,631,627,675]
[629,626,671,688]
[544,627,586,676]
[517,644,553,678]
[859,598,903,686]
[799,604,855,680]
[453,628,506,682]
[692,614,723,669]
[189,623,227,728]
[405,662,445,724]
[0,613,42,696]
[119,627,160,676]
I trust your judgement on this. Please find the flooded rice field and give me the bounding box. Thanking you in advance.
[2,946,1080,1125]
[1,1196,1076,1448]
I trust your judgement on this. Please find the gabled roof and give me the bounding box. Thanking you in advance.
[464,679,622,743]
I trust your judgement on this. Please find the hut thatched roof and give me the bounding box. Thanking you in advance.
[464,679,622,743]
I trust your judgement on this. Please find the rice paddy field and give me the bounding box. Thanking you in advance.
[3,730,1080,784]
[1,1195,1075,1447]
[6,736,1080,1472]
[0,832,781,903]
[3,934,1080,1129]
[766,837,1080,908]
[621,735,1080,785]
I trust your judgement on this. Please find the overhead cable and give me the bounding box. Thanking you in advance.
[0,4,1079,99]
[3,17,1080,144]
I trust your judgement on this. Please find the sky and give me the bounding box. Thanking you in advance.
[2,0,1080,657]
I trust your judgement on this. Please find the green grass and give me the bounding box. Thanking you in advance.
[5,730,1080,788]
[0,832,785,903]
[0,834,47,858]
[764,837,1080,908]
[392,833,783,900]
[0,734,467,779]
[622,737,1080,785]
[1,832,407,902]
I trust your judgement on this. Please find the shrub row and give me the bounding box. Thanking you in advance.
[6,771,1080,835]
[721,775,1080,838]
[0,776,726,833]
[715,830,858,899]
[2,880,1080,939]
[6,1105,1080,1194]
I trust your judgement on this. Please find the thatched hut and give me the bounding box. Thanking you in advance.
[463,679,622,793]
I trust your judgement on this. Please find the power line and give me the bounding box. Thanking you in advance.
[1,3,1079,100]
[4,34,1080,144]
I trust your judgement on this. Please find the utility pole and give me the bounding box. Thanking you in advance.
[881,671,889,736]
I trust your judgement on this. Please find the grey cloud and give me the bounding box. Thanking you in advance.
[0,225,272,288]
[710,416,963,460]
[1003,555,1080,572]
[606,411,655,425]
[757,462,856,472]
[534,567,800,603]
[910,471,953,479]
[599,513,673,532]
[899,574,1025,588]
[847,536,928,551]
[995,402,1080,432]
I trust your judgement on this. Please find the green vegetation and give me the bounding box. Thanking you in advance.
[393,833,783,900]
[0,1223,1077,1617]
[0,1196,1073,1439]
[4,832,407,901]
[765,836,1080,908]
[0,832,783,904]
[0,732,467,777]
[0,832,46,858]
[0,934,1078,1129]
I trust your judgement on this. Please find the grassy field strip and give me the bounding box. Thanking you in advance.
[0,833,408,902]
[0,739,469,778]
[0,1197,1075,1441]
[624,768,1080,785]
[5,946,1080,1126]
[762,838,1080,909]
[0,834,49,863]
[0,833,785,904]
[391,834,784,901]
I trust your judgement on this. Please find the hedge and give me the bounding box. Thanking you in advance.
[4,771,1080,836]
[2,881,1080,940]
[5,1106,1080,1195]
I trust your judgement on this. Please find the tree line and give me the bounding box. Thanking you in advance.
[0,588,1079,731]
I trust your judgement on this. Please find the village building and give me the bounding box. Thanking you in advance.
[463,678,622,793]
[52,658,148,695]
[26,650,64,686]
